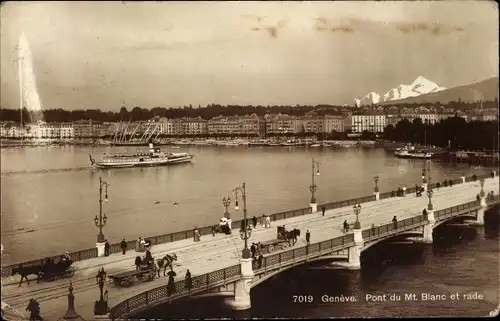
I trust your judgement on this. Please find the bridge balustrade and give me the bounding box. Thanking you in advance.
[108,197,498,319]
[0,173,491,278]
[110,264,242,319]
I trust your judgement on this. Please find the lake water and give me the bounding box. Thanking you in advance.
[0,145,493,264]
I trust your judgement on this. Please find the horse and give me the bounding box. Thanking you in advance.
[156,254,177,277]
[12,265,42,287]
[284,229,300,246]
[134,256,142,271]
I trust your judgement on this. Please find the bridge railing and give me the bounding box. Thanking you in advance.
[107,197,494,319]
[318,195,375,211]
[0,173,489,277]
[109,264,242,319]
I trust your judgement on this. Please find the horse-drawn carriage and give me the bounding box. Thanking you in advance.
[39,259,75,281]
[108,257,157,287]
[12,258,75,285]
[259,226,300,254]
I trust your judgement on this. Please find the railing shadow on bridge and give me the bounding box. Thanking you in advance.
[108,196,500,319]
[1,172,494,278]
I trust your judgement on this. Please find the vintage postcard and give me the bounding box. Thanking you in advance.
[1,1,498,320]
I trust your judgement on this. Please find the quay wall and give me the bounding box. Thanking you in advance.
[0,172,494,278]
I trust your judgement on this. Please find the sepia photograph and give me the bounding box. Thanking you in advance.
[0,1,499,320]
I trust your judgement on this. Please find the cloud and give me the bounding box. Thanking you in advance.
[395,22,464,35]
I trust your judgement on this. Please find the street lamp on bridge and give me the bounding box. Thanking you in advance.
[94,177,110,243]
[353,204,361,229]
[94,267,109,315]
[222,196,231,219]
[309,158,321,204]
[480,179,485,198]
[234,182,251,259]
[373,175,379,193]
[426,160,433,210]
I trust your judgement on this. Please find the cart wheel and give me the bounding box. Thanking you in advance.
[281,244,288,250]
[267,245,275,253]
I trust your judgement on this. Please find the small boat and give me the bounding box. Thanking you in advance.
[310,144,321,147]
[169,146,180,149]
[89,143,194,169]
[248,140,269,147]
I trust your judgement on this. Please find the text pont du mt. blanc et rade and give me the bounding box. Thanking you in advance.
[292,292,484,303]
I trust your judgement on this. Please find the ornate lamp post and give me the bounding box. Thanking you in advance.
[480,178,485,198]
[426,159,433,210]
[94,268,109,315]
[234,182,251,259]
[94,177,110,243]
[353,204,361,229]
[373,175,379,193]
[222,196,231,219]
[309,158,321,204]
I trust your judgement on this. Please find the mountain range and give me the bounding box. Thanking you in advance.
[379,76,499,105]
[353,76,447,106]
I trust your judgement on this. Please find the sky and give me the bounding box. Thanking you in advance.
[0,1,498,111]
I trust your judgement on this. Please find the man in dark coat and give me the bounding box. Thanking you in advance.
[258,254,263,269]
[252,216,258,228]
[392,216,398,229]
[250,243,256,258]
[120,239,127,255]
[321,206,326,216]
[185,269,192,292]
[104,239,110,257]
[343,220,349,233]
[26,299,43,320]
[305,230,310,244]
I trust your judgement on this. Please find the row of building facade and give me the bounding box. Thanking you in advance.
[1,108,497,139]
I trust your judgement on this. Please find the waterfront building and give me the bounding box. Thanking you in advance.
[73,120,109,138]
[386,114,402,127]
[208,116,242,135]
[415,113,439,125]
[264,114,296,135]
[179,117,208,136]
[238,114,264,137]
[350,113,387,133]
[324,115,345,133]
[33,122,75,139]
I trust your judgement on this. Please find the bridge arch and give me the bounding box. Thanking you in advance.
[361,230,424,253]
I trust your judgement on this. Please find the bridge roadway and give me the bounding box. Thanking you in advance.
[2,178,497,320]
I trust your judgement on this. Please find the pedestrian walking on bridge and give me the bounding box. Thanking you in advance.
[104,239,110,257]
[392,216,398,230]
[305,230,310,244]
[258,254,263,269]
[185,269,192,293]
[26,299,43,320]
[193,227,201,242]
[321,206,326,216]
[252,216,258,228]
[343,220,349,233]
[120,239,127,255]
[212,225,217,237]
[250,243,256,259]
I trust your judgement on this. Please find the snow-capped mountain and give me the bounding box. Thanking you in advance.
[353,76,445,106]
[359,92,380,106]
